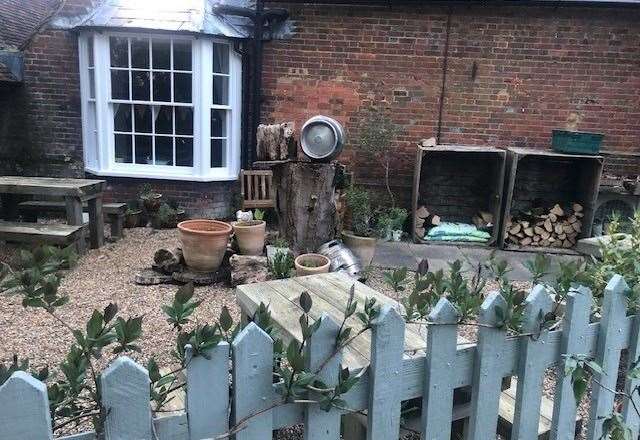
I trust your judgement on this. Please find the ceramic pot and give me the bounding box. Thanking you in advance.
[232,220,266,255]
[178,219,232,272]
[342,230,377,267]
[142,193,162,212]
[294,253,330,276]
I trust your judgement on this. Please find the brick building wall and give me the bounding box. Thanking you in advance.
[262,2,640,207]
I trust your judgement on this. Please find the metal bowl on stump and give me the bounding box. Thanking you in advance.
[300,116,345,162]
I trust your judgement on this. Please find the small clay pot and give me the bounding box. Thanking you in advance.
[294,253,330,276]
[124,210,143,228]
[142,193,162,212]
[342,230,377,267]
[178,219,232,272]
[232,220,266,256]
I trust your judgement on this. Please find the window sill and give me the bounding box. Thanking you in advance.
[85,166,239,182]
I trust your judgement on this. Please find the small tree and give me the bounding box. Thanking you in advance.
[353,108,400,208]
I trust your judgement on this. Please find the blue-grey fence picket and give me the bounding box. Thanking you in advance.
[1,274,639,440]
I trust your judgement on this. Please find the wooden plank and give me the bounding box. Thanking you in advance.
[468,292,508,440]
[154,413,189,440]
[421,298,459,439]
[305,314,342,440]
[367,305,405,440]
[65,196,87,253]
[622,313,640,437]
[100,357,151,439]
[0,176,104,197]
[0,371,53,440]
[232,323,274,440]
[186,343,230,439]
[87,195,104,249]
[0,221,83,244]
[511,285,554,439]
[550,286,593,440]
[587,275,628,439]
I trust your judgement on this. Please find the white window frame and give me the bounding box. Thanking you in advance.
[78,31,241,182]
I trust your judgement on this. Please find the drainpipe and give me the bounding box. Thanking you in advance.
[215,3,288,168]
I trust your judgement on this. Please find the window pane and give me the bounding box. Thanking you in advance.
[211,138,225,168]
[176,138,193,167]
[87,36,94,67]
[111,70,129,100]
[88,69,95,99]
[213,76,228,105]
[131,38,149,69]
[175,107,193,135]
[153,72,171,102]
[173,41,191,70]
[152,39,171,69]
[134,105,152,133]
[174,73,192,103]
[213,43,229,74]
[114,104,132,132]
[115,134,132,163]
[110,36,128,67]
[132,70,150,101]
[135,135,153,164]
[155,137,173,165]
[210,109,226,137]
[155,106,173,134]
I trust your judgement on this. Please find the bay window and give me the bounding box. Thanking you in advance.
[78,32,241,181]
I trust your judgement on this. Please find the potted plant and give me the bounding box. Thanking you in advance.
[178,219,232,272]
[151,203,181,229]
[266,237,290,261]
[294,253,330,276]
[232,209,266,256]
[138,183,162,212]
[342,186,377,266]
[268,249,295,279]
[124,200,143,228]
[388,207,408,242]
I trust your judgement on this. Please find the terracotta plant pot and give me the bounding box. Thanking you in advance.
[232,220,266,256]
[124,210,142,228]
[342,230,377,267]
[294,253,330,276]
[178,219,232,272]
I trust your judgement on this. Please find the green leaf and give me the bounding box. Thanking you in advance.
[219,306,233,332]
[300,291,313,314]
[175,282,195,305]
[104,303,118,323]
[86,310,104,339]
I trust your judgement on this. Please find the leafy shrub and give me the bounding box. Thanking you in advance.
[345,185,373,237]
[268,250,294,279]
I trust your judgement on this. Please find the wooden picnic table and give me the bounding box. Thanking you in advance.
[0,176,106,251]
[236,272,470,369]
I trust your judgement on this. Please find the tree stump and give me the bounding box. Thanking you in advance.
[273,161,339,254]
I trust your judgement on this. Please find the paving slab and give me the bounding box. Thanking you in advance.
[373,241,585,281]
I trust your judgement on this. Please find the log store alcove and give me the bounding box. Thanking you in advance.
[499,147,604,251]
[411,145,507,246]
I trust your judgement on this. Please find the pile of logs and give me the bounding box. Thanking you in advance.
[414,206,440,237]
[505,203,584,248]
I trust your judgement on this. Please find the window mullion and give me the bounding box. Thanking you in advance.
[196,38,212,177]
[93,34,112,171]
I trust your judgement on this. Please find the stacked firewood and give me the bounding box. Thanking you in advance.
[414,206,440,237]
[505,203,583,248]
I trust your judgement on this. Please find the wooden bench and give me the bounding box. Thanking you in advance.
[0,221,84,250]
[240,169,275,210]
[18,201,126,240]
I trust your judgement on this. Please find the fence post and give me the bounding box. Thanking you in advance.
[305,313,342,440]
[550,285,593,440]
[101,356,151,439]
[512,284,554,439]
[421,297,459,440]
[587,274,629,439]
[623,312,640,436]
[186,342,230,439]
[367,304,405,440]
[0,371,53,440]
[232,322,274,440]
[467,291,508,440]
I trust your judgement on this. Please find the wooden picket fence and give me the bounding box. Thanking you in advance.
[2,274,640,440]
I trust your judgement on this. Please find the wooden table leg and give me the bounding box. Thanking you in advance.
[87,195,104,249]
[65,196,87,254]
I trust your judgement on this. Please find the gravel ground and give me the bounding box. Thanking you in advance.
[0,231,595,438]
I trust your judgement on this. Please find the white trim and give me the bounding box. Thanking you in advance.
[78,30,242,182]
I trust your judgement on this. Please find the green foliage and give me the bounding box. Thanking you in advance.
[161,283,202,331]
[345,185,373,237]
[524,253,551,285]
[268,251,294,279]
[270,237,289,248]
[0,355,49,387]
[137,183,156,199]
[563,354,603,402]
[151,202,181,229]
[383,267,408,293]
[600,412,633,440]
[254,209,265,221]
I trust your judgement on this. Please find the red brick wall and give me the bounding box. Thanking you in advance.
[262,2,640,205]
